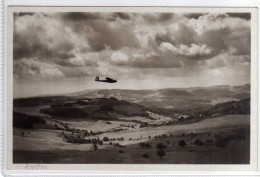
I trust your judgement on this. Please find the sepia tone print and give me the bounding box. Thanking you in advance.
[12,11,251,164]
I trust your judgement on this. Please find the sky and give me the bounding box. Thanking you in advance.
[13,12,251,98]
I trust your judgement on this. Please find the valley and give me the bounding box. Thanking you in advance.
[13,84,250,164]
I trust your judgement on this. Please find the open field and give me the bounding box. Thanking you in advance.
[61,120,137,132]
[14,138,249,164]
[13,114,250,164]
[94,115,249,141]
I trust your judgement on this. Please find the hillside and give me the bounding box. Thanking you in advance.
[183,97,250,117]
[208,97,250,115]
[13,111,46,129]
[67,84,250,110]
[37,97,149,120]
[13,84,250,125]
[13,96,74,107]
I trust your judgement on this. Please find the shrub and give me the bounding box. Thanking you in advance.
[98,140,103,145]
[194,139,204,146]
[118,137,124,141]
[109,142,113,145]
[119,150,125,153]
[103,137,109,141]
[178,140,187,147]
[156,143,167,149]
[142,154,149,158]
[114,143,119,147]
[92,139,98,144]
[162,134,167,138]
[91,144,98,151]
[157,149,165,159]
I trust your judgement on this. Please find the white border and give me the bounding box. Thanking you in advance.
[1,1,260,176]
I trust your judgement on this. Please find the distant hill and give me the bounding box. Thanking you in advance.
[66,84,250,110]
[190,97,250,116]
[13,96,74,107]
[14,84,250,112]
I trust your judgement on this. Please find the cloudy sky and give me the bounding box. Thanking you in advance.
[13,12,251,98]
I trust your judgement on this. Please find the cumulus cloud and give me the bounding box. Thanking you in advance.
[86,20,140,51]
[142,13,174,23]
[14,12,76,61]
[159,42,212,58]
[14,58,64,80]
[110,51,130,65]
[13,11,251,84]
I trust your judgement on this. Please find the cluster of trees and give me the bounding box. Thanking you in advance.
[178,140,187,146]
[103,136,125,142]
[40,107,88,118]
[154,133,170,139]
[139,142,151,149]
[13,111,46,129]
[113,143,125,148]
[121,124,135,128]
[63,135,103,145]
[139,122,149,128]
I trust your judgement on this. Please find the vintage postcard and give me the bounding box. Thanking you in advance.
[1,5,259,175]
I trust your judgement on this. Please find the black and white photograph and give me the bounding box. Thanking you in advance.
[9,8,255,166]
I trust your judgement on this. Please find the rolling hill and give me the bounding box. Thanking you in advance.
[66,84,250,110]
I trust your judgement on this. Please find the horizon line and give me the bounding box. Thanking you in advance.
[14,83,250,99]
